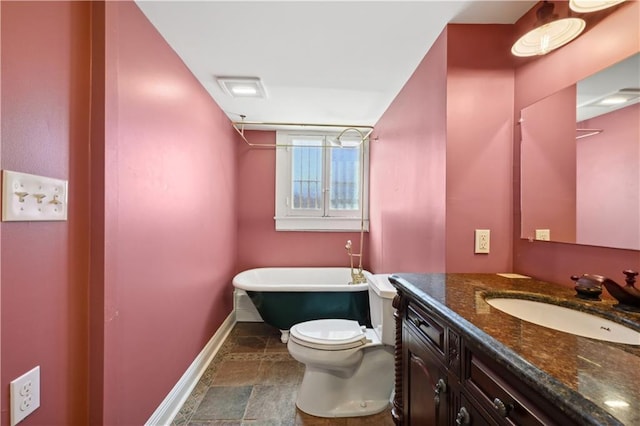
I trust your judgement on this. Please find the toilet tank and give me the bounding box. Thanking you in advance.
[366,273,397,346]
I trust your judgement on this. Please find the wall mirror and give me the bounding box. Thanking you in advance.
[520,52,639,250]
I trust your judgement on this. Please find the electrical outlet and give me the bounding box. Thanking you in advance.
[10,366,40,426]
[475,229,490,254]
[535,229,551,241]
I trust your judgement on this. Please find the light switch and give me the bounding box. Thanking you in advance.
[2,170,68,222]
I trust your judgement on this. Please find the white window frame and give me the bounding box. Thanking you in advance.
[275,130,369,232]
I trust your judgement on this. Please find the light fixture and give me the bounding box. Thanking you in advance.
[569,0,626,13]
[581,88,640,107]
[512,1,586,57]
[216,76,267,98]
[597,94,635,105]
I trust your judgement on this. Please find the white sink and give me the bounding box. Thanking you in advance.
[485,298,640,345]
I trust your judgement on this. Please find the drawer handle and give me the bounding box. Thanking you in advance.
[455,407,470,426]
[411,317,430,329]
[434,378,447,407]
[493,398,513,418]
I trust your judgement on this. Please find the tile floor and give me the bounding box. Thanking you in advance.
[171,322,395,426]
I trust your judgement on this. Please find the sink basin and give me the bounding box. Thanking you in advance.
[485,298,640,345]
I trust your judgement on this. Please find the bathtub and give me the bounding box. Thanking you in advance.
[233,267,371,342]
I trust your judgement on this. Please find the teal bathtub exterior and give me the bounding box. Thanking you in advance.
[247,290,371,330]
[233,267,372,331]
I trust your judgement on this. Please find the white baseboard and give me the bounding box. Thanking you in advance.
[145,312,236,426]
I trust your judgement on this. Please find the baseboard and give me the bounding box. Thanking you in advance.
[145,312,236,426]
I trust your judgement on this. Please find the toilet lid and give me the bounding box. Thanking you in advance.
[290,319,367,350]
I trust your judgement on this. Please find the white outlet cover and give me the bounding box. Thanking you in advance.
[474,229,490,254]
[2,170,68,221]
[535,229,551,241]
[10,366,40,426]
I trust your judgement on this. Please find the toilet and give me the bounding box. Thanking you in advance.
[286,273,397,418]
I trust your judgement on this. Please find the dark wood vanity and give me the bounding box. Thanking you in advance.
[388,273,640,426]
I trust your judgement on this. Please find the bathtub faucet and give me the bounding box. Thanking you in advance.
[345,240,367,285]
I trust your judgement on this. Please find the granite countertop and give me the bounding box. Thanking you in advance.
[389,273,640,426]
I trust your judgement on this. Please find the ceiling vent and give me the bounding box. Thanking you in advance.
[216,76,267,98]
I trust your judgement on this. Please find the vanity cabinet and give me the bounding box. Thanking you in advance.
[391,290,579,426]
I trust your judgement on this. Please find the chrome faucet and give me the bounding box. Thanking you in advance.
[345,240,367,284]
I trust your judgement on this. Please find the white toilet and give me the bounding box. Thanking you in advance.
[287,273,397,418]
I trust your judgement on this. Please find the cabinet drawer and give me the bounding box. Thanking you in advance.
[464,348,576,426]
[456,393,495,426]
[406,303,446,357]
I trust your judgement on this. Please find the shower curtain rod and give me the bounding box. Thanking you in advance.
[576,128,603,140]
[231,119,375,148]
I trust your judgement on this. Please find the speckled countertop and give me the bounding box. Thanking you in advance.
[389,273,640,426]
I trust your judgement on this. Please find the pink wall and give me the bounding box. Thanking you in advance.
[2,1,238,425]
[96,2,238,423]
[445,24,515,272]
[520,85,577,243]
[369,31,447,273]
[0,1,3,413]
[236,130,365,272]
[1,2,91,424]
[576,103,640,249]
[513,1,640,287]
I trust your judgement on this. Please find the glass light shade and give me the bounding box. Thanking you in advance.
[569,0,625,13]
[511,17,586,57]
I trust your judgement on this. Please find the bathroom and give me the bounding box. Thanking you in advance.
[1,1,638,425]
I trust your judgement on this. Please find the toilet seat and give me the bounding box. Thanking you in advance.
[290,319,367,350]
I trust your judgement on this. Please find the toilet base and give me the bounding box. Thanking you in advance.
[296,396,389,418]
[293,345,394,418]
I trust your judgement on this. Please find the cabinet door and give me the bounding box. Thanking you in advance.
[405,329,449,426]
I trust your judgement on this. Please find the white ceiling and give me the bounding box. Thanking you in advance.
[135,1,537,128]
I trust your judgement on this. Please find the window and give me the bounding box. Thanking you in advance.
[275,131,369,231]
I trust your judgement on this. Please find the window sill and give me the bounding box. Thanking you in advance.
[274,217,370,232]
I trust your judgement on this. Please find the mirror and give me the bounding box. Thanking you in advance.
[520,53,639,250]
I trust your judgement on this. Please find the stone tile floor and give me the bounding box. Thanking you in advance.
[172,322,394,426]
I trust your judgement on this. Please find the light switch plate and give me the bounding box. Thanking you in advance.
[2,170,68,221]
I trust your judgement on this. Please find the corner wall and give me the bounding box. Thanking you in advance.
[369,31,448,273]
[370,24,516,274]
